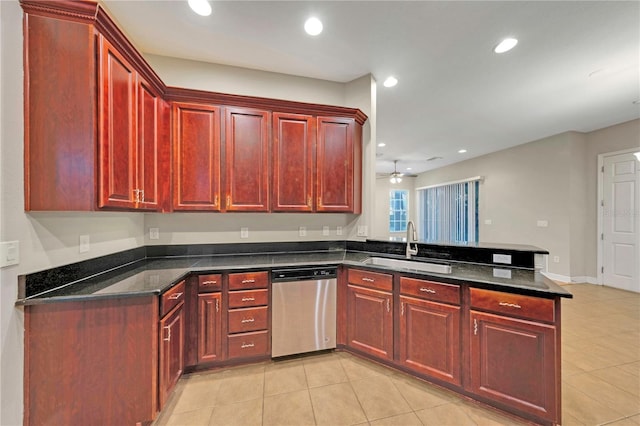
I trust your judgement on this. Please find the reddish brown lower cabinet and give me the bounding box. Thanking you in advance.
[346,284,393,360]
[24,296,158,425]
[399,295,461,385]
[469,310,558,423]
[159,302,185,409]
[198,293,223,364]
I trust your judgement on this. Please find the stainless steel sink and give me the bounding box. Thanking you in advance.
[362,257,452,274]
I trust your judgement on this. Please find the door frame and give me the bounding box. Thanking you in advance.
[597,147,640,286]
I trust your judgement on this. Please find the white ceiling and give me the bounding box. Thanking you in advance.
[103,0,640,175]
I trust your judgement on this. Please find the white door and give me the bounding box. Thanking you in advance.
[602,152,640,292]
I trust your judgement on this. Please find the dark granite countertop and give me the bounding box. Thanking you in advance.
[18,249,571,305]
[367,238,549,253]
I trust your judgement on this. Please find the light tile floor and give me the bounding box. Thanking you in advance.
[154,283,640,426]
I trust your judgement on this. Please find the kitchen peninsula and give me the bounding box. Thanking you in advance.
[19,240,571,426]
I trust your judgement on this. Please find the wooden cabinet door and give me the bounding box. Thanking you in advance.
[399,296,461,385]
[225,107,270,211]
[198,293,223,364]
[172,102,222,211]
[316,117,355,212]
[469,311,557,422]
[135,77,160,210]
[346,284,393,360]
[272,113,315,211]
[98,35,137,209]
[159,303,184,409]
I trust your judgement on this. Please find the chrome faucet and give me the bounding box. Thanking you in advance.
[406,220,418,259]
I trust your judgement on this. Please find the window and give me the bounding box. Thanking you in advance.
[417,178,480,243]
[389,189,408,232]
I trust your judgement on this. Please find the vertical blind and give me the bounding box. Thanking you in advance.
[417,178,480,243]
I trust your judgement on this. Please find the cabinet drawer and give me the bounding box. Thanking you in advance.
[227,330,270,358]
[228,306,269,333]
[198,274,222,292]
[161,280,186,317]
[470,288,555,323]
[348,268,393,292]
[228,289,268,308]
[400,277,460,305]
[228,271,268,290]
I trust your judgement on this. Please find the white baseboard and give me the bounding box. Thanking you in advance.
[541,272,600,285]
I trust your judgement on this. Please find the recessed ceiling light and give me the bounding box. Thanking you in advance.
[383,76,398,88]
[494,38,518,54]
[188,0,212,16]
[378,143,386,147]
[458,149,467,154]
[406,167,412,171]
[304,17,323,36]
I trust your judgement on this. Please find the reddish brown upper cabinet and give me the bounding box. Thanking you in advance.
[316,117,361,213]
[272,113,315,212]
[225,107,270,211]
[23,4,167,212]
[172,102,222,211]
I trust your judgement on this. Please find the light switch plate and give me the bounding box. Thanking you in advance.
[484,219,492,225]
[149,228,160,240]
[299,226,307,237]
[240,227,249,239]
[357,225,368,237]
[79,235,90,253]
[322,226,330,236]
[336,226,343,236]
[492,253,512,264]
[0,241,20,267]
[537,220,549,227]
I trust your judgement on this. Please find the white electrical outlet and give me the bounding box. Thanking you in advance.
[240,227,249,239]
[492,254,512,264]
[537,220,549,227]
[336,226,343,236]
[0,241,20,267]
[357,225,368,237]
[322,226,330,236]
[484,219,493,225]
[149,228,160,240]
[553,256,560,263]
[79,235,90,253]
[299,226,307,237]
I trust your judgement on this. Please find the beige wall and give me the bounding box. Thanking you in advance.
[412,119,640,281]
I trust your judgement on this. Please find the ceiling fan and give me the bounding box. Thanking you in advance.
[376,160,417,183]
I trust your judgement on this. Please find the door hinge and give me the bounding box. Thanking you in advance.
[601,200,604,207]
[601,166,604,173]
[601,266,604,274]
[601,233,604,240]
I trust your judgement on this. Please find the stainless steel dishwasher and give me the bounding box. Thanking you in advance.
[271,266,337,358]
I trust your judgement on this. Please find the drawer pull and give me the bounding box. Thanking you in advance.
[241,297,255,302]
[419,287,437,294]
[168,292,183,300]
[242,279,256,284]
[473,319,478,335]
[362,277,375,282]
[499,302,522,309]
[241,342,255,349]
[241,318,255,323]
[202,280,217,285]
[163,326,171,342]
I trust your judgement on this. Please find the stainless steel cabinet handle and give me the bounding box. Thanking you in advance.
[242,279,256,284]
[163,326,171,342]
[133,189,140,203]
[473,318,478,336]
[168,292,183,300]
[386,298,390,313]
[215,299,219,313]
[213,195,218,206]
[241,318,255,323]
[401,302,405,316]
[420,287,437,294]
[241,342,255,349]
[362,277,375,282]
[140,189,144,202]
[241,297,255,302]
[499,302,522,309]
[202,280,217,285]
